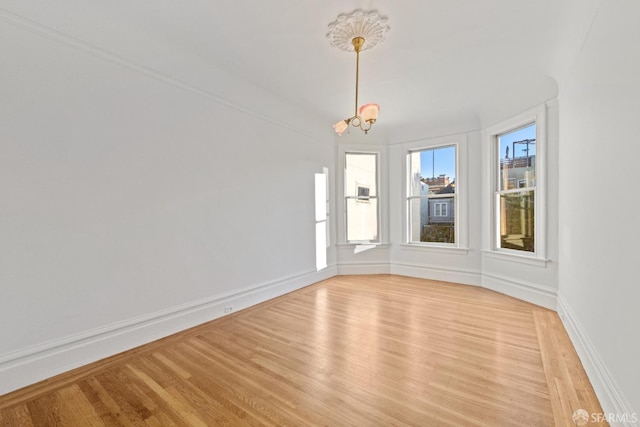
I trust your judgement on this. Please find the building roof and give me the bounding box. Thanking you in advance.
[437,182,456,194]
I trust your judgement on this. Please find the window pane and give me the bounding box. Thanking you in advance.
[315,222,327,270]
[315,173,327,222]
[498,190,535,252]
[346,198,378,242]
[408,146,456,196]
[498,124,536,191]
[409,197,456,243]
[408,198,426,242]
[345,153,377,197]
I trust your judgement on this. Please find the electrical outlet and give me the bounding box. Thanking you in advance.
[224,306,233,313]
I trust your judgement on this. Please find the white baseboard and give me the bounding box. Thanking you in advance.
[336,262,391,275]
[338,263,549,310]
[390,262,481,287]
[557,296,638,427]
[481,272,557,310]
[0,266,337,396]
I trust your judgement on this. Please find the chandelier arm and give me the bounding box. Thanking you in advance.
[356,119,373,134]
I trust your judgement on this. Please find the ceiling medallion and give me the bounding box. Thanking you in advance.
[326,9,390,52]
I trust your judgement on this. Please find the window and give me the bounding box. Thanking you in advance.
[495,123,536,253]
[434,202,447,217]
[407,145,456,244]
[315,167,329,270]
[345,153,378,242]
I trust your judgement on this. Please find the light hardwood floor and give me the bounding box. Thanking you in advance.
[0,275,606,426]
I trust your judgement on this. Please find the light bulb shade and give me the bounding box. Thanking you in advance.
[333,119,349,136]
[359,103,380,123]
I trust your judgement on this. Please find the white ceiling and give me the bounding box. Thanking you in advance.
[0,0,600,137]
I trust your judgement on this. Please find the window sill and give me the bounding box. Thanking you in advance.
[399,244,470,255]
[482,249,550,268]
[337,242,391,248]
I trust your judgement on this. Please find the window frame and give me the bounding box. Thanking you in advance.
[486,106,547,261]
[405,143,459,247]
[343,151,380,244]
[314,167,329,271]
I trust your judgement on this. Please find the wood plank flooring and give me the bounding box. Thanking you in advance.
[0,275,606,426]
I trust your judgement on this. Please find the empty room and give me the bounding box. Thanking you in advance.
[1,1,638,426]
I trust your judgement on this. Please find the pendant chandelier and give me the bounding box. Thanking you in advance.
[326,10,390,136]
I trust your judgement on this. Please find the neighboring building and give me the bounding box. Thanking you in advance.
[419,176,455,244]
[428,182,455,225]
[500,155,536,189]
[422,174,450,194]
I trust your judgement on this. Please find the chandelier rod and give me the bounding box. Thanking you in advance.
[353,37,364,118]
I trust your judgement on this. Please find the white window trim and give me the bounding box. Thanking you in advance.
[402,136,468,250]
[484,105,547,262]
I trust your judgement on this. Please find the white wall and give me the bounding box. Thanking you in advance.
[558,0,640,419]
[0,17,336,394]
